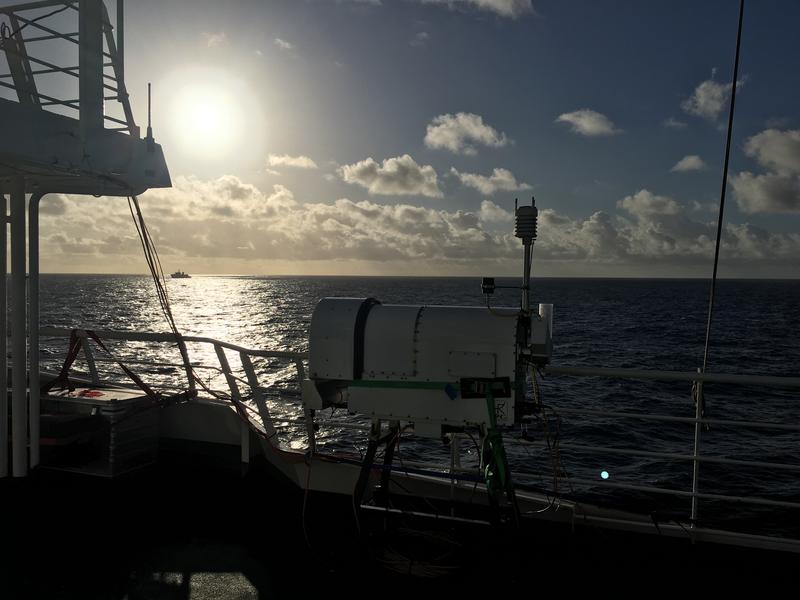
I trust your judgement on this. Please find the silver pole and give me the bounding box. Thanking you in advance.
[28,193,43,468]
[10,177,26,477]
[690,369,703,525]
[0,185,6,478]
[522,240,531,313]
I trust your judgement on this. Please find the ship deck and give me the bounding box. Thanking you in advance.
[2,439,797,598]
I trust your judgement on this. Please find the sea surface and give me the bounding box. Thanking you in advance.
[37,275,800,536]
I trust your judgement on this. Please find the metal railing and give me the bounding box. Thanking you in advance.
[38,326,313,450]
[536,364,800,529]
[32,327,800,549]
[0,0,137,134]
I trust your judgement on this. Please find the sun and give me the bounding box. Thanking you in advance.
[164,67,258,161]
[184,91,233,140]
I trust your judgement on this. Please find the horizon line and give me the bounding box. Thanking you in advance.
[34,272,800,281]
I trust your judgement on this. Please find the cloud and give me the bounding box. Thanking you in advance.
[40,177,800,276]
[40,194,69,215]
[451,167,531,195]
[663,117,687,129]
[418,0,534,18]
[267,154,318,169]
[46,178,510,265]
[732,172,800,214]
[410,31,430,47]
[203,32,227,48]
[555,109,620,136]
[671,155,706,172]
[538,188,799,268]
[617,189,681,217]
[732,129,800,214]
[338,154,443,197]
[274,38,293,51]
[681,78,741,122]
[479,200,513,223]
[425,112,509,155]
[742,129,800,175]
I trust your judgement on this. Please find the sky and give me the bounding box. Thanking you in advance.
[6,0,800,277]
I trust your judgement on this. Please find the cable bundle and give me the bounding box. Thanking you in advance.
[127,195,272,438]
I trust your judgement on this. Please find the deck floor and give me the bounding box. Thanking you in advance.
[2,443,798,597]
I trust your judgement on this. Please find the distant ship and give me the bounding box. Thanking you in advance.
[170,270,190,279]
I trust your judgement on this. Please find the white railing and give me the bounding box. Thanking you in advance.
[38,326,313,447]
[537,364,800,537]
[33,327,800,551]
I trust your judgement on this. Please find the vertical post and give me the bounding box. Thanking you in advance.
[28,193,43,468]
[690,368,704,526]
[213,344,249,464]
[80,335,100,386]
[240,353,276,441]
[522,240,531,313]
[79,0,105,139]
[176,337,195,393]
[0,185,7,478]
[116,0,124,83]
[146,82,153,142]
[449,432,461,514]
[295,359,315,452]
[514,198,537,314]
[10,177,27,477]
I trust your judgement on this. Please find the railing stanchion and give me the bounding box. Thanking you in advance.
[176,337,195,393]
[295,359,315,452]
[691,368,704,527]
[213,344,249,464]
[79,330,100,386]
[240,352,276,442]
[0,186,6,478]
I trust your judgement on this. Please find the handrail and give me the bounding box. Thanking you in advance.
[42,328,799,384]
[38,327,308,360]
[547,440,800,473]
[544,365,800,388]
[552,476,800,510]
[551,406,800,432]
[35,325,800,545]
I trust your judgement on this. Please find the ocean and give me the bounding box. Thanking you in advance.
[37,275,800,535]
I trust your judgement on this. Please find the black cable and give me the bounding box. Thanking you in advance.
[701,0,744,375]
[128,195,282,443]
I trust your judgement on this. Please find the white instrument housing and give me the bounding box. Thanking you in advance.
[305,297,552,432]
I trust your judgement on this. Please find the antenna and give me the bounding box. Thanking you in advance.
[701,0,744,375]
[146,82,153,148]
